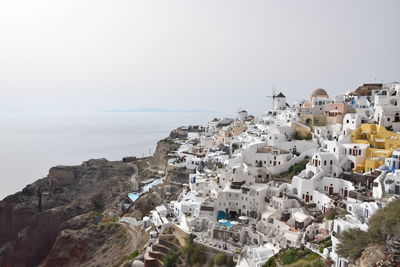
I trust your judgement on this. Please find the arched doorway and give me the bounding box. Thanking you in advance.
[395,113,400,122]
[228,210,239,220]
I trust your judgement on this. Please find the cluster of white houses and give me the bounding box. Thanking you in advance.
[140,82,400,267]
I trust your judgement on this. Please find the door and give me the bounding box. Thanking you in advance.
[395,185,400,194]
[329,187,333,195]
[305,194,310,202]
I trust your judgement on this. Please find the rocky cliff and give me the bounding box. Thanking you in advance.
[151,137,180,169]
[0,158,138,267]
[0,132,182,267]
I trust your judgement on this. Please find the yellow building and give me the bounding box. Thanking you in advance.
[351,124,400,172]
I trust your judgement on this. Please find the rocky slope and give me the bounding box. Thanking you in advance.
[0,158,139,267]
[0,132,182,267]
[151,137,180,169]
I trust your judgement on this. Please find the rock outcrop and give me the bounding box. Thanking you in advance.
[0,159,136,267]
[151,137,180,169]
[0,131,182,267]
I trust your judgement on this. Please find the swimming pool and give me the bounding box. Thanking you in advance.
[142,178,162,193]
[128,178,162,203]
[219,221,233,228]
[128,193,140,202]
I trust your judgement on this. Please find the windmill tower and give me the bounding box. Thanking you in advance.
[266,87,286,111]
[266,87,276,111]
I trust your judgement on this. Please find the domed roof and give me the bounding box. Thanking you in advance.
[311,88,328,97]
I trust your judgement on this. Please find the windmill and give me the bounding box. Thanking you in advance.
[266,86,277,110]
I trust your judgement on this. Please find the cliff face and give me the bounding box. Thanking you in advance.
[151,137,180,169]
[0,133,181,267]
[39,213,148,267]
[0,159,136,267]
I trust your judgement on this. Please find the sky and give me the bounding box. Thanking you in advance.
[0,1,399,115]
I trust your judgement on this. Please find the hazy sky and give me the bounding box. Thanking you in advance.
[0,1,399,115]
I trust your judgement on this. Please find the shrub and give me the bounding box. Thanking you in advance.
[214,253,227,265]
[127,250,139,260]
[226,256,235,266]
[279,247,319,265]
[368,199,400,242]
[319,240,332,253]
[91,194,105,211]
[181,244,205,265]
[337,228,369,260]
[338,199,400,261]
[162,250,180,267]
[281,248,301,265]
[325,209,337,220]
[263,255,277,267]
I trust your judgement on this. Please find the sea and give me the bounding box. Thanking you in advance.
[0,112,224,200]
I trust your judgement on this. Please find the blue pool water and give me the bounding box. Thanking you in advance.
[142,178,162,193]
[128,178,162,203]
[128,193,140,202]
[219,221,233,228]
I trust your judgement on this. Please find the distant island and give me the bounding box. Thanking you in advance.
[100,108,219,113]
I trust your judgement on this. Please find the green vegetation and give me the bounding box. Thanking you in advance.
[285,258,325,267]
[337,198,400,261]
[263,255,277,267]
[90,193,105,211]
[274,159,309,180]
[126,250,139,260]
[280,247,319,265]
[337,229,369,261]
[181,235,206,265]
[113,250,139,267]
[162,250,181,267]
[263,247,322,267]
[165,227,174,234]
[319,240,332,253]
[212,253,234,266]
[325,209,349,220]
[304,133,312,140]
[292,132,312,141]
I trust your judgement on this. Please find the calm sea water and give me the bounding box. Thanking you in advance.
[0,112,220,199]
